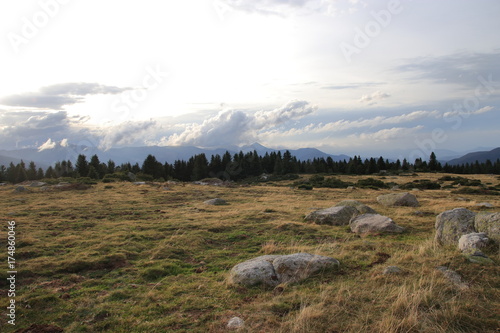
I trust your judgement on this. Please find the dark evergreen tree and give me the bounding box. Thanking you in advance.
[27,161,38,180]
[76,154,89,177]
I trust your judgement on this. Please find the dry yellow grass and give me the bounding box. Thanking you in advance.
[0,173,498,332]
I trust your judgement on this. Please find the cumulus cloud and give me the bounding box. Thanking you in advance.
[0,83,132,109]
[165,100,317,147]
[359,91,390,104]
[99,120,158,150]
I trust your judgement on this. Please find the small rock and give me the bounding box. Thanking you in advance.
[435,208,476,246]
[377,192,419,207]
[204,198,228,205]
[227,316,244,329]
[133,182,146,185]
[465,253,495,265]
[335,200,377,214]
[13,186,29,193]
[29,181,46,187]
[304,206,358,225]
[458,233,489,253]
[350,214,405,234]
[436,266,469,290]
[475,202,493,208]
[456,197,471,202]
[382,266,403,275]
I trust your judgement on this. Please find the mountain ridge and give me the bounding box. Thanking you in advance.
[0,143,350,167]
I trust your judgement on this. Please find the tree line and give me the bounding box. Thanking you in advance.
[1,151,499,184]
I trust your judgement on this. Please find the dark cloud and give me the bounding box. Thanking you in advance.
[0,110,95,150]
[0,83,132,110]
[394,51,500,89]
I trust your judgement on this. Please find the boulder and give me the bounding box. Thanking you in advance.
[13,186,29,193]
[272,253,340,284]
[204,198,228,205]
[304,206,358,225]
[335,200,377,214]
[377,192,419,207]
[227,317,245,329]
[350,214,405,234]
[474,212,500,244]
[458,233,489,254]
[229,253,339,287]
[229,255,280,287]
[435,208,476,246]
[29,181,46,187]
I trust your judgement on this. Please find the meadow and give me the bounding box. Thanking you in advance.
[1,173,499,332]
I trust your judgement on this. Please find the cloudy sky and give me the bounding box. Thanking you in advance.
[1,0,499,159]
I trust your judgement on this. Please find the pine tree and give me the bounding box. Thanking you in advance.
[27,161,37,180]
[76,154,89,177]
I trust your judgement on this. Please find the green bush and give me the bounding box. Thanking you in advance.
[297,184,313,190]
[356,178,388,189]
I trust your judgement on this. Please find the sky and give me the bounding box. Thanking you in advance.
[0,0,499,160]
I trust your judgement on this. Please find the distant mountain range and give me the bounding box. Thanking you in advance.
[0,143,351,168]
[445,147,500,165]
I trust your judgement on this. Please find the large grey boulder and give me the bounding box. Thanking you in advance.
[229,253,339,287]
[474,212,500,244]
[304,206,358,225]
[273,253,340,284]
[335,200,377,214]
[350,214,405,234]
[435,208,476,246]
[229,255,280,287]
[377,192,419,207]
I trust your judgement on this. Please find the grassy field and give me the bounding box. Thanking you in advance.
[1,173,499,332]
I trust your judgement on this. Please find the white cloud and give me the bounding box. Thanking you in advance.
[164,100,317,147]
[38,138,57,151]
[99,120,158,151]
[351,126,424,142]
[220,0,365,16]
[359,91,391,104]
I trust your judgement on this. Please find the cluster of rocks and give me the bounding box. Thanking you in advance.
[304,193,417,235]
[435,208,499,264]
